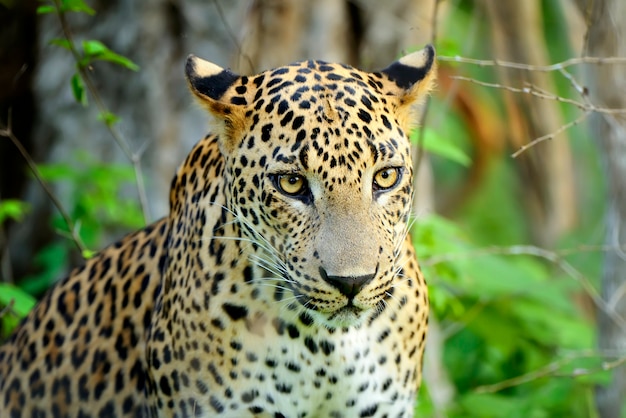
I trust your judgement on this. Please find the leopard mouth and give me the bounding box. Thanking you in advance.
[327,303,364,320]
[295,295,374,327]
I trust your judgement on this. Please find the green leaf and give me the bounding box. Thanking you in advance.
[97,111,120,127]
[70,73,87,106]
[36,4,57,14]
[82,40,139,71]
[0,199,30,224]
[49,38,72,50]
[459,392,525,417]
[82,249,96,259]
[60,0,95,15]
[436,38,463,59]
[411,127,472,166]
[37,162,76,181]
[0,284,37,318]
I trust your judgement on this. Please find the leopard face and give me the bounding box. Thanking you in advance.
[186,48,435,328]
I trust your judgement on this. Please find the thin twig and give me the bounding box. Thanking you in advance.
[53,0,151,222]
[511,111,591,158]
[0,111,87,254]
[450,76,626,114]
[0,298,15,318]
[439,55,626,72]
[474,351,626,394]
[413,0,442,184]
[212,0,255,73]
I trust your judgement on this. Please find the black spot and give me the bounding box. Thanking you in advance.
[196,379,209,394]
[357,108,372,123]
[286,362,301,372]
[304,336,318,354]
[208,363,224,385]
[243,265,254,283]
[230,96,246,105]
[222,303,248,321]
[209,395,225,413]
[292,115,305,130]
[241,389,258,403]
[122,395,134,414]
[98,401,115,418]
[319,340,335,355]
[277,100,289,115]
[382,378,392,391]
[159,376,172,396]
[299,312,313,326]
[275,383,292,394]
[286,324,300,339]
[261,124,273,142]
[359,404,379,417]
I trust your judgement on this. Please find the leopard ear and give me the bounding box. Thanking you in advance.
[185,55,246,152]
[380,45,437,130]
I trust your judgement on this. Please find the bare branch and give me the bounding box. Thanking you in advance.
[412,0,442,178]
[450,76,626,114]
[511,111,591,158]
[0,298,15,319]
[211,0,256,73]
[474,351,626,394]
[439,55,626,72]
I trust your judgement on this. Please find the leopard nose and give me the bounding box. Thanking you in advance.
[319,267,376,299]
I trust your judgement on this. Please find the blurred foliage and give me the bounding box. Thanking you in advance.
[0,0,143,338]
[411,2,608,417]
[413,214,605,417]
[18,153,145,297]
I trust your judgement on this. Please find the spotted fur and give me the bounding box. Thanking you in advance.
[0,45,436,417]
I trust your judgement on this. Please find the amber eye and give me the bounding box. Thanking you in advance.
[277,174,307,196]
[373,167,402,191]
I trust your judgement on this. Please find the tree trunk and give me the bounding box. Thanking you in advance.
[480,0,577,247]
[580,0,626,416]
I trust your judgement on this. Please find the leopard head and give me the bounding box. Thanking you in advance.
[185,46,435,327]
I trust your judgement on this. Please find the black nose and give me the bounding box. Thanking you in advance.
[319,267,376,299]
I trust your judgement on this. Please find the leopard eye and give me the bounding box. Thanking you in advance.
[276,174,307,196]
[373,167,402,191]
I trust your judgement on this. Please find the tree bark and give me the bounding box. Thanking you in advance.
[480,0,577,247]
[580,0,626,416]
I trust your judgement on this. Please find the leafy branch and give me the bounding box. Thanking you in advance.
[0,111,88,255]
[423,243,626,333]
[37,0,151,222]
[474,350,626,394]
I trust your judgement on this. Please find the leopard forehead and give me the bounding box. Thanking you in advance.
[225,61,412,172]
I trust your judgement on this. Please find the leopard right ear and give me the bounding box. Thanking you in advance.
[185,55,246,152]
[380,45,437,132]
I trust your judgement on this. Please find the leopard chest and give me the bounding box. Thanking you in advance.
[149,305,419,418]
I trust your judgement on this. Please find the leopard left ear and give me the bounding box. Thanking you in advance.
[185,55,246,152]
[380,45,437,130]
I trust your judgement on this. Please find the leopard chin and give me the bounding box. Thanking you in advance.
[306,302,376,329]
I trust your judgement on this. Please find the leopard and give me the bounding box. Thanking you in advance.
[0,44,436,418]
